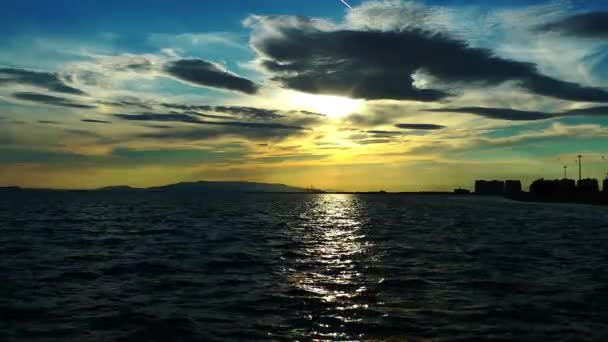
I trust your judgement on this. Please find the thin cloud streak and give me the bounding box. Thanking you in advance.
[340,0,353,9]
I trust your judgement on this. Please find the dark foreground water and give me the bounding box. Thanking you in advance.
[1,192,607,341]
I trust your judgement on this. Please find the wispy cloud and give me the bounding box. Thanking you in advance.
[13,92,96,109]
[0,67,85,95]
[113,113,311,131]
[149,32,248,50]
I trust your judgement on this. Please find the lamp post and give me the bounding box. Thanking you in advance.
[578,155,583,182]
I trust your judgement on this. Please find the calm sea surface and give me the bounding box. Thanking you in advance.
[1,192,607,341]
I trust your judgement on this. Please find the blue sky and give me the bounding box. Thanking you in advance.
[1,0,608,190]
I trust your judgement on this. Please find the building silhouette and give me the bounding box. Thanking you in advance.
[530,178,576,195]
[475,180,505,195]
[577,178,599,193]
[504,180,522,194]
[528,178,604,195]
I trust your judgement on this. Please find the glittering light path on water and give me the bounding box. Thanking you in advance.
[281,194,382,340]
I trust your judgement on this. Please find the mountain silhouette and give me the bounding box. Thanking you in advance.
[146,181,312,193]
[0,181,316,193]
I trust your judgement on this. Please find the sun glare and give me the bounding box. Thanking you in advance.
[291,93,362,118]
[97,104,113,114]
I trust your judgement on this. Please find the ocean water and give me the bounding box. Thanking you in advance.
[1,192,607,341]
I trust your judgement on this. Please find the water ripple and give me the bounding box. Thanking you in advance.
[1,192,607,341]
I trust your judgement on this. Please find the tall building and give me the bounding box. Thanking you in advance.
[504,180,522,194]
[475,180,505,194]
[530,178,576,194]
[577,179,600,193]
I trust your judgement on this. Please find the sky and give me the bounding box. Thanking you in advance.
[1,0,608,191]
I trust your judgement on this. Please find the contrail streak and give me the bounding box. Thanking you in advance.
[340,0,353,9]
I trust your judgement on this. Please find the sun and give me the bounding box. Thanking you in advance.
[290,92,363,118]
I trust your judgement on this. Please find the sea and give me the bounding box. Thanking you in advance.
[1,192,607,341]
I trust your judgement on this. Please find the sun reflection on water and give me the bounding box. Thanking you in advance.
[284,194,378,341]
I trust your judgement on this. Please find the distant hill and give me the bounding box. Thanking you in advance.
[147,181,312,193]
[97,186,138,192]
[0,181,319,193]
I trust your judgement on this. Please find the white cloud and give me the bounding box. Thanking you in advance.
[148,32,249,54]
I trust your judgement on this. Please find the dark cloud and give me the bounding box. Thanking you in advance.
[100,99,154,110]
[103,100,231,119]
[164,59,259,94]
[290,110,327,117]
[522,75,608,103]
[428,106,608,121]
[142,124,173,129]
[160,103,213,111]
[395,123,445,130]
[113,113,200,123]
[249,17,608,102]
[188,105,326,121]
[0,67,84,95]
[346,130,403,145]
[113,113,310,131]
[428,107,555,121]
[105,99,326,121]
[38,120,62,124]
[161,103,272,120]
[137,129,225,141]
[366,130,405,135]
[564,106,608,116]
[82,119,112,124]
[206,121,310,130]
[125,111,314,142]
[537,12,608,38]
[358,138,396,145]
[121,58,154,72]
[184,111,234,120]
[13,92,96,109]
[213,106,285,120]
[138,126,303,141]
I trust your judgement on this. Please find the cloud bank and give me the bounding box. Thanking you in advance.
[246,14,608,103]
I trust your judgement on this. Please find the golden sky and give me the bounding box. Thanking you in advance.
[2,0,608,190]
